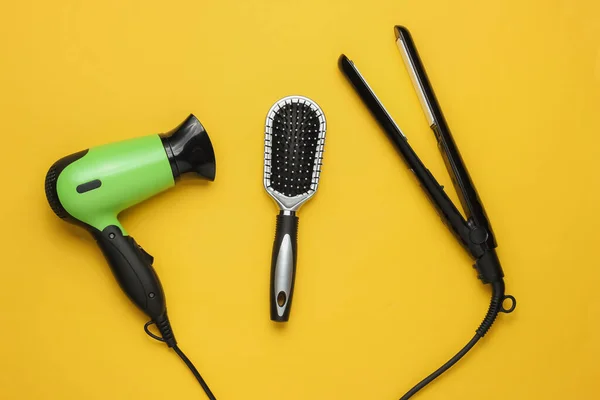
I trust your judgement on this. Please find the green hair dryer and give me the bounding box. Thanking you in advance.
[44,115,217,398]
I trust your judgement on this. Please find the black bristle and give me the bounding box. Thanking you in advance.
[269,101,321,197]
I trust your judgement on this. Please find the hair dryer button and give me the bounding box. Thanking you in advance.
[137,246,154,265]
[128,237,154,265]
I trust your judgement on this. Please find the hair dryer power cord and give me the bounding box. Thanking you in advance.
[144,318,217,400]
[400,280,515,400]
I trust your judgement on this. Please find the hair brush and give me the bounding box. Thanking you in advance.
[263,96,327,322]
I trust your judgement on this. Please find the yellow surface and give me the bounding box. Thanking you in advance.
[1,1,599,399]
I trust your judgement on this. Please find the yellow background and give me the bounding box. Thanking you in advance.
[1,0,599,399]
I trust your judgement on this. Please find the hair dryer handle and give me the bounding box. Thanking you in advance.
[90,225,167,321]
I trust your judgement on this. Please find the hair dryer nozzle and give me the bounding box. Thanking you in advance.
[161,114,216,181]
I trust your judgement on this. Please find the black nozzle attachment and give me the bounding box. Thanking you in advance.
[161,114,216,181]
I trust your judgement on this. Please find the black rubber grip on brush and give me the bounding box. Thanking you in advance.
[270,211,299,322]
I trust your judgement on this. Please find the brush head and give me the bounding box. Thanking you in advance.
[264,96,326,206]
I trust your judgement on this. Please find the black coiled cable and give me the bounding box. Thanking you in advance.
[399,280,515,400]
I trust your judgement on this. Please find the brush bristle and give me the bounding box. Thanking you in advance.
[265,98,325,197]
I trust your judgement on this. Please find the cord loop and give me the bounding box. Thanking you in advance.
[144,320,166,342]
[500,295,516,313]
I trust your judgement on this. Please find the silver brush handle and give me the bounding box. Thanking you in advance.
[270,211,298,322]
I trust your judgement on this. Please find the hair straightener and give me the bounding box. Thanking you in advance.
[339,26,516,399]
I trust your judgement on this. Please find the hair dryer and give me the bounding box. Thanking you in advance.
[44,114,218,399]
